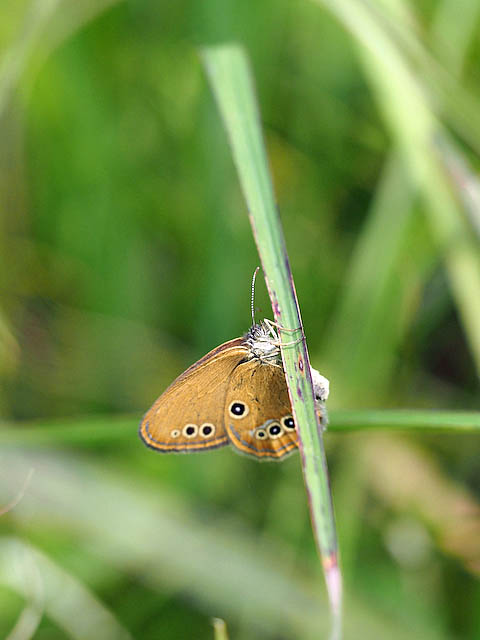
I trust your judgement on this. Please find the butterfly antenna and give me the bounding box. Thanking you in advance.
[251,266,260,325]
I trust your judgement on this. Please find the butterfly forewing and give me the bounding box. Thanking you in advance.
[224,360,299,460]
[140,340,248,453]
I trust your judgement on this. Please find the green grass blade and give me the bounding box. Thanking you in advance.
[313,0,480,377]
[0,410,479,451]
[212,618,229,640]
[201,43,341,637]
[322,151,422,405]
[331,409,480,432]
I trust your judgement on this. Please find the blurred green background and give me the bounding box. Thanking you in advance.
[1,1,480,639]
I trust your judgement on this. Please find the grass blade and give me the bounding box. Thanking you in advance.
[0,409,479,452]
[0,537,133,640]
[331,409,480,432]
[201,43,341,638]
[212,618,229,640]
[313,0,480,377]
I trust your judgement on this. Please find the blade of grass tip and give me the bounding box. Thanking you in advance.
[201,43,342,638]
[212,618,229,640]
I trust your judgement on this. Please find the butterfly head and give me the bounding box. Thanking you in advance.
[244,320,281,365]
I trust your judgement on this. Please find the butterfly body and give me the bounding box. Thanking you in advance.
[139,320,328,461]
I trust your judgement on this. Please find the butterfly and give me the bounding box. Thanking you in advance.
[139,319,329,461]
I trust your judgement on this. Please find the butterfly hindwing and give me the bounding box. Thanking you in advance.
[224,360,299,461]
[140,340,248,453]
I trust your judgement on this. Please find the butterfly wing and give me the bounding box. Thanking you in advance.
[224,360,299,461]
[140,339,248,453]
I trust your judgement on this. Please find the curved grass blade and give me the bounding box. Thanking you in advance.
[0,537,133,640]
[312,0,480,378]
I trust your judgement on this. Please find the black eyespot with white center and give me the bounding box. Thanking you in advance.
[228,401,249,419]
[200,423,215,438]
[183,424,198,438]
[255,429,267,440]
[268,422,283,439]
[281,415,295,431]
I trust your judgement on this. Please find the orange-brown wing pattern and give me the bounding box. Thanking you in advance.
[224,360,298,460]
[139,340,248,453]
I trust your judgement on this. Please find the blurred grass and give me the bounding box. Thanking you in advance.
[0,537,133,640]
[0,450,456,640]
[0,409,478,450]
[0,0,479,639]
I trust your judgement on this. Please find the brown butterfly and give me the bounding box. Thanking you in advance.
[139,318,329,461]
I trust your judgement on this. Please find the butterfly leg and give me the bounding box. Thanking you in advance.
[264,319,302,334]
[264,319,303,347]
[275,337,303,347]
[316,404,329,432]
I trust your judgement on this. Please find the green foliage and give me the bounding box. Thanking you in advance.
[0,1,479,639]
